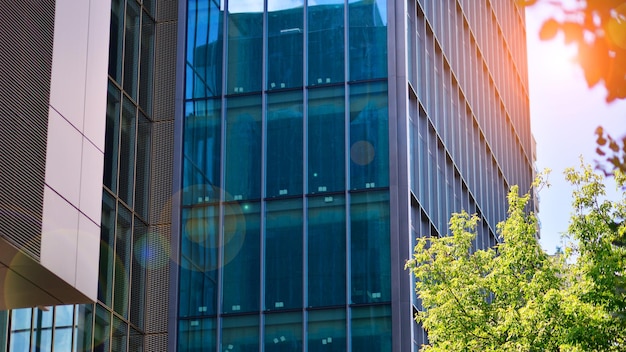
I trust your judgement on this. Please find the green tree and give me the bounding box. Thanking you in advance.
[406,166,626,351]
[522,0,626,173]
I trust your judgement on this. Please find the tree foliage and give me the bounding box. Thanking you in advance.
[521,0,626,174]
[406,165,626,351]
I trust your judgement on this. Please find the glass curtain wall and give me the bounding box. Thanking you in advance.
[179,0,390,351]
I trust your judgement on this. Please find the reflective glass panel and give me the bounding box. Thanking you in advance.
[308,87,345,194]
[222,315,259,351]
[308,0,344,85]
[179,206,219,317]
[93,305,110,352]
[76,304,94,351]
[135,111,151,218]
[178,318,216,352]
[222,201,261,313]
[349,82,389,190]
[119,97,136,207]
[114,204,133,319]
[227,0,263,94]
[350,191,391,304]
[264,312,302,352]
[187,0,223,98]
[307,196,346,307]
[225,95,262,201]
[139,11,154,112]
[348,0,387,81]
[111,315,128,352]
[108,0,124,83]
[351,305,392,351]
[103,82,120,193]
[265,199,303,310]
[266,91,303,197]
[123,0,140,99]
[307,309,346,352]
[267,0,303,90]
[99,191,116,306]
[183,99,221,205]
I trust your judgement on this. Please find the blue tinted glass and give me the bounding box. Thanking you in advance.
[308,1,344,85]
[351,305,392,351]
[223,201,261,313]
[108,0,124,83]
[178,318,216,352]
[350,191,391,304]
[308,87,345,194]
[76,305,93,352]
[187,0,223,98]
[10,308,31,330]
[123,0,140,99]
[307,196,346,307]
[180,206,219,317]
[307,309,346,352]
[222,315,259,351]
[267,0,303,90]
[349,82,389,190]
[183,99,221,205]
[264,312,302,352]
[54,327,73,351]
[225,95,262,200]
[266,91,303,197]
[348,0,387,81]
[265,199,303,310]
[227,1,263,93]
[9,331,30,352]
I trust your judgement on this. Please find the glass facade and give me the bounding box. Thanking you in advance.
[178,0,391,351]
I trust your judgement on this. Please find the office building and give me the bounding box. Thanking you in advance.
[0,0,534,351]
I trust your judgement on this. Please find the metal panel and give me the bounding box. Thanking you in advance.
[152,21,178,122]
[0,1,56,260]
[144,224,171,334]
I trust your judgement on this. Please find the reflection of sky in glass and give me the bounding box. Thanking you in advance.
[229,0,263,13]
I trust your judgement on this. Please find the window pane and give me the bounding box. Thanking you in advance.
[129,327,144,352]
[223,201,261,313]
[266,91,303,197]
[307,309,346,352]
[349,82,389,190]
[307,196,346,307]
[308,1,344,85]
[135,112,151,218]
[75,305,93,352]
[350,191,390,304]
[351,305,392,351]
[178,318,216,352]
[265,199,303,310]
[108,0,124,83]
[227,1,263,94]
[348,0,387,81]
[267,0,303,90]
[114,204,133,318]
[139,11,154,112]
[123,0,140,99]
[103,82,120,193]
[225,95,262,201]
[119,97,136,207]
[264,312,302,352]
[111,315,128,352]
[93,305,110,352]
[308,87,345,194]
[99,191,116,306]
[186,0,223,99]
[183,99,221,206]
[179,206,219,317]
[131,218,147,329]
[222,315,259,351]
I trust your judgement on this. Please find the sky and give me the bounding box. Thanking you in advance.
[525,4,626,253]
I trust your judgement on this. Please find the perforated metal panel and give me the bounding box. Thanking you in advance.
[145,332,168,352]
[156,0,177,22]
[144,224,171,334]
[152,21,177,122]
[149,120,174,225]
[0,2,56,260]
